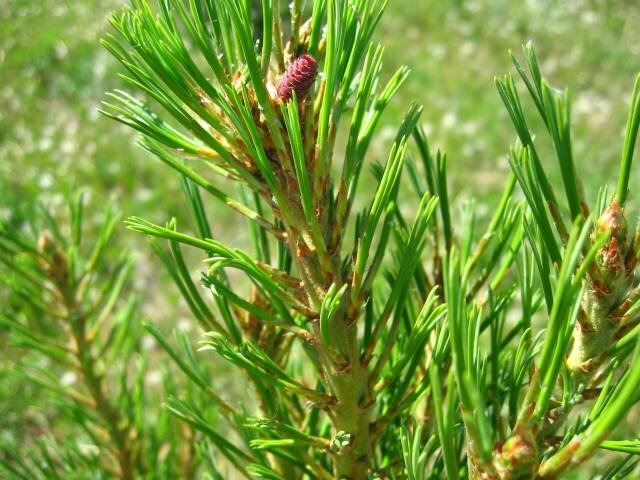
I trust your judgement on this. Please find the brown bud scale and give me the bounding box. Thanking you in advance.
[277,54,318,102]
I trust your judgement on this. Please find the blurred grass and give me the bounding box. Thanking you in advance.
[377,1,640,208]
[1,0,640,475]
[0,1,182,218]
[2,1,640,220]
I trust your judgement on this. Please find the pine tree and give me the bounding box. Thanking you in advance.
[4,1,640,478]
[101,1,640,478]
[0,192,196,479]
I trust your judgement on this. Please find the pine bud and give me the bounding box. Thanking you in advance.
[496,428,538,478]
[595,199,629,288]
[596,198,627,246]
[37,232,68,284]
[37,232,57,257]
[277,54,318,102]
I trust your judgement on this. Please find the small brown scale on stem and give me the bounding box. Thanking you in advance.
[241,287,289,359]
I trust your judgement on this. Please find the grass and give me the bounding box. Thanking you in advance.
[378,1,640,206]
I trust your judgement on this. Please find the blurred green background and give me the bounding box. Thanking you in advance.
[1,0,640,476]
[3,0,640,224]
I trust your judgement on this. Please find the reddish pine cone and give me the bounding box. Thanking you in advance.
[277,54,318,102]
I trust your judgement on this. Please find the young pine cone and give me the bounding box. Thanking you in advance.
[277,54,318,102]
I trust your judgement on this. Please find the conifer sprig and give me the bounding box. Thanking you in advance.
[90,1,640,478]
[0,193,193,479]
